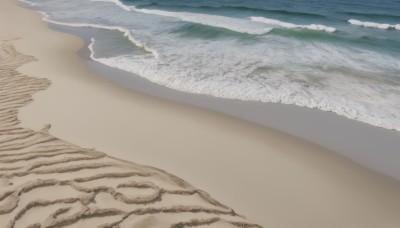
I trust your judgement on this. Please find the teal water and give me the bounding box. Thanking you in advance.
[22,0,400,130]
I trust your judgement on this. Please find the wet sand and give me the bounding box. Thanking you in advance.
[2,0,400,227]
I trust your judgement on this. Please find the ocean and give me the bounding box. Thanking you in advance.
[21,0,400,131]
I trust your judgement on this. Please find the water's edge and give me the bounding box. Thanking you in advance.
[24,0,400,132]
[49,23,400,182]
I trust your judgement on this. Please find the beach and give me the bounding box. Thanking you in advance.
[1,0,400,227]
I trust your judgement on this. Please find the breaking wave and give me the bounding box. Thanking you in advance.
[251,16,337,33]
[91,0,272,35]
[348,19,400,30]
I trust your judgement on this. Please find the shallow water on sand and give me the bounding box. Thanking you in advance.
[23,0,400,131]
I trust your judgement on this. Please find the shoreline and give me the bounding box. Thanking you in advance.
[4,0,400,227]
[52,23,400,182]
[1,0,262,227]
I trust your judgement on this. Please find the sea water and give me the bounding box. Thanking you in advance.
[22,0,400,130]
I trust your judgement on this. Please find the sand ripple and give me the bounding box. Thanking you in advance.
[0,40,261,228]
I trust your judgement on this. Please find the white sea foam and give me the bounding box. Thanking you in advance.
[88,38,97,59]
[251,16,337,33]
[91,0,272,35]
[91,53,400,131]
[34,0,400,132]
[87,36,400,131]
[17,0,38,6]
[37,11,159,57]
[348,19,399,30]
[91,0,134,11]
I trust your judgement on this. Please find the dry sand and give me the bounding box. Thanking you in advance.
[1,0,400,227]
[0,3,259,228]
[0,109,251,227]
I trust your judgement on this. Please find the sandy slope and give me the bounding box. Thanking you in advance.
[0,41,260,227]
[1,0,400,227]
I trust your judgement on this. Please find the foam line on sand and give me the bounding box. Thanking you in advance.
[4,0,400,227]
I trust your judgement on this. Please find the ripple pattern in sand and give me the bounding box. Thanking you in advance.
[0,40,261,228]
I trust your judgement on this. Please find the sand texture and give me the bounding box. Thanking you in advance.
[0,40,261,227]
[2,0,400,227]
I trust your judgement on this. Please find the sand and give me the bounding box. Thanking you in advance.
[67,24,400,182]
[0,11,259,228]
[1,0,400,227]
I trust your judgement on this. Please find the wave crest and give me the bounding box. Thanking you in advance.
[348,19,400,30]
[132,1,326,19]
[251,17,336,33]
[91,0,272,35]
